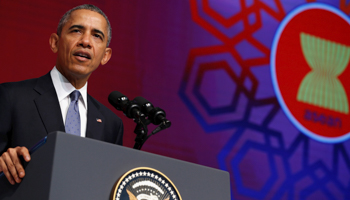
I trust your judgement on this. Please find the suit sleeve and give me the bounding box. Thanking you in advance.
[0,84,12,154]
[115,118,123,145]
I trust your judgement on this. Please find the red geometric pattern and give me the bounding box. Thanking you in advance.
[179,1,350,199]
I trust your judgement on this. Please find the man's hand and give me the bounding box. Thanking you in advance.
[0,147,30,185]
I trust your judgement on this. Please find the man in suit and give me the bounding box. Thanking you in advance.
[0,4,123,185]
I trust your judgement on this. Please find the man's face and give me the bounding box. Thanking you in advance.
[51,9,111,82]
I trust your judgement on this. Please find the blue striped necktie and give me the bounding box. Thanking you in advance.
[65,90,81,136]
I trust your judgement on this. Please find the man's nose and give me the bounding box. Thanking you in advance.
[79,33,92,48]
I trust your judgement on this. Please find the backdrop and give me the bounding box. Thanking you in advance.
[0,0,349,199]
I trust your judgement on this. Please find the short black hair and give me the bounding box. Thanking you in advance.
[56,4,112,46]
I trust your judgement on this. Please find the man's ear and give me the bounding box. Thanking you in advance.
[49,33,59,53]
[101,48,112,65]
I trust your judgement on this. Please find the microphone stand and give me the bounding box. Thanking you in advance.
[132,111,150,150]
[132,115,171,150]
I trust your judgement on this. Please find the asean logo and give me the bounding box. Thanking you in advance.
[271,3,350,143]
[111,167,182,200]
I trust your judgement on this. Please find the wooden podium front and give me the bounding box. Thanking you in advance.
[0,132,230,199]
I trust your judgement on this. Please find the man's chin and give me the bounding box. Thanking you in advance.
[73,66,99,77]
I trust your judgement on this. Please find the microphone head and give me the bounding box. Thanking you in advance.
[149,107,166,125]
[134,96,168,125]
[134,96,154,114]
[108,91,129,111]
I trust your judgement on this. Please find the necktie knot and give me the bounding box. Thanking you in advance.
[70,90,81,102]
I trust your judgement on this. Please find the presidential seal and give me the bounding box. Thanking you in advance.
[111,167,182,200]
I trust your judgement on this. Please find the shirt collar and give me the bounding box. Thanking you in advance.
[50,66,88,108]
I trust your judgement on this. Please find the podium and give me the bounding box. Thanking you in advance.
[0,132,231,199]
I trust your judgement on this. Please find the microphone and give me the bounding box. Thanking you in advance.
[133,96,171,128]
[109,92,171,150]
[108,91,142,119]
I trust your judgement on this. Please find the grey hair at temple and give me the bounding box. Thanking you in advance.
[56,4,112,47]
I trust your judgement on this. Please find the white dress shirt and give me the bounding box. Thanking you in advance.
[50,67,87,137]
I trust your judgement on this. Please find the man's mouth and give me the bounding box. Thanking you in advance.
[73,52,91,60]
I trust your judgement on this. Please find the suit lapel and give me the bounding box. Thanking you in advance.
[33,73,65,134]
[32,73,105,138]
[86,95,105,140]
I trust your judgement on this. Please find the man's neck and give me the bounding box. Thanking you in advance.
[56,69,89,89]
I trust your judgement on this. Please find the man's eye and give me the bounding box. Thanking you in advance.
[94,34,102,39]
[72,29,80,33]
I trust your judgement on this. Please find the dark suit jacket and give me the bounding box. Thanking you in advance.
[0,73,123,154]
